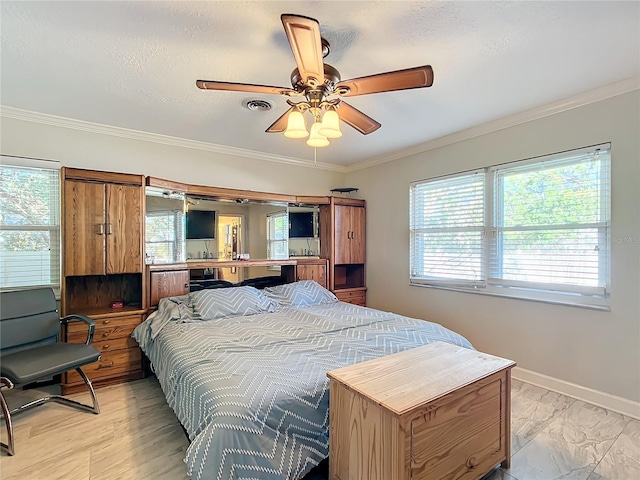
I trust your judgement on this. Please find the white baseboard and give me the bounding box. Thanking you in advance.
[512,367,640,420]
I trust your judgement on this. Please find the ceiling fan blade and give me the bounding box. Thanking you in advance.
[265,107,295,133]
[281,14,325,85]
[196,80,296,96]
[335,65,433,97]
[337,102,381,135]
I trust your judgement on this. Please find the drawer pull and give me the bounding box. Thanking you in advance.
[98,361,114,369]
[103,320,110,325]
[102,344,110,350]
[102,332,110,338]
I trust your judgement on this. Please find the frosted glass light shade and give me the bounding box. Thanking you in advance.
[306,122,330,147]
[318,109,342,138]
[284,110,308,138]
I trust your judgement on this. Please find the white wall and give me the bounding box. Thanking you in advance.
[347,90,640,404]
[0,117,343,195]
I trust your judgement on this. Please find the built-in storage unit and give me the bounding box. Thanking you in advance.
[282,258,329,289]
[61,167,146,394]
[149,266,190,307]
[327,342,516,480]
[320,197,366,305]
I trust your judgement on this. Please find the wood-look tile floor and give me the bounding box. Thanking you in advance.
[0,377,638,480]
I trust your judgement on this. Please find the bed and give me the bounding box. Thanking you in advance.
[133,280,473,480]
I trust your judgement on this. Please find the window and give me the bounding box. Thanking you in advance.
[267,210,289,260]
[0,157,61,292]
[410,144,611,309]
[145,210,185,264]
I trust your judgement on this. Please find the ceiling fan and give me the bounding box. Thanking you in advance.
[196,14,434,146]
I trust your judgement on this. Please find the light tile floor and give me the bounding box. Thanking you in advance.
[0,378,637,480]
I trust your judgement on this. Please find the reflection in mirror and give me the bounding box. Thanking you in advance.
[288,205,320,258]
[145,187,186,264]
[185,197,290,282]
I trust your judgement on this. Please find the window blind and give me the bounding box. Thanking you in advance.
[490,147,610,295]
[267,211,289,260]
[410,170,485,286]
[409,143,611,308]
[0,157,61,292]
[145,210,185,264]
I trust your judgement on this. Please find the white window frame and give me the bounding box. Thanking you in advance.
[145,209,185,264]
[0,156,61,294]
[410,144,611,310]
[266,210,289,261]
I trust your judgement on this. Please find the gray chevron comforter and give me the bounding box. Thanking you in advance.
[133,291,472,480]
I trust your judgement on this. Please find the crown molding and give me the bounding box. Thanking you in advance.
[0,106,348,173]
[346,75,640,173]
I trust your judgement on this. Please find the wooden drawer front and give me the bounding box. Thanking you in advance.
[92,336,138,353]
[67,321,138,344]
[335,290,366,306]
[410,376,505,480]
[66,314,142,334]
[67,348,142,384]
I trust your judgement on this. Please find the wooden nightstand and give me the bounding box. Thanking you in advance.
[327,342,516,480]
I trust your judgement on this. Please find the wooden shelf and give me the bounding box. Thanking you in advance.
[184,258,297,269]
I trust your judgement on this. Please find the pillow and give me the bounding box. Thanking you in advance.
[190,286,276,320]
[264,280,338,307]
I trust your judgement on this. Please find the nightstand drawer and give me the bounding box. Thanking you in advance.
[66,314,142,333]
[66,348,142,383]
[67,322,138,343]
[335,289,366,306]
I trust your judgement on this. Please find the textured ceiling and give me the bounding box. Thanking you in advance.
[1,1,639,168]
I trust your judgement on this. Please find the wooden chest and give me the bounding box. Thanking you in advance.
[327,342,516,480]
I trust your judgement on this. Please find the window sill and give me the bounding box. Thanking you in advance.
[409,281,611,311]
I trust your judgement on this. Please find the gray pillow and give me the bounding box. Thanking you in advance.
[265,280,338,307]
[190,286,276,320]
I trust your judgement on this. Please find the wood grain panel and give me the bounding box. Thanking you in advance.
[334,204,350,265]
[106,183,143,274]
[67,314,141,334]
[150,270,190,307]
[328,343,515,480]
[66,348,142,383]
[349,205,366,264]
[410,377,503,479]
[296,264,327,288]
[63,180,106,276]
[63,167,143,186]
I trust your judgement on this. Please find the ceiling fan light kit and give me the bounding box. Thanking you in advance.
[196,13,434,149]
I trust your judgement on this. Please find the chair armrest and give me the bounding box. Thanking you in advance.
[61,314,96,345]
[0,377,14,390]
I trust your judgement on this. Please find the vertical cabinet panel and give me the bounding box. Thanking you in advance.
[149,270,190,307]
[107,184,143,274]
[64,180,106,276]
[349,205,366,264]
[296,263,328,288]
[334,204,366,265]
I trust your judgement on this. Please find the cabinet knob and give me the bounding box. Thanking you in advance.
[98,361,114,369]
[102,332,110,338]
[102,344,110,350]
[103,319,110,325]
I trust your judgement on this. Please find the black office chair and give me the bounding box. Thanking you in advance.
[0,287,101,455]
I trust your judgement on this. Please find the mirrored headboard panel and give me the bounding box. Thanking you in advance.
[145,187,186,264]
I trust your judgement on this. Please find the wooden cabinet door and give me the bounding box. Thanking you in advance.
[106,184,143,274]
[349,206,366,264]
[64,180,106,276]
[149,270,190,307]
[334,205,365,264]
[296,264,327,288]
[334,205,352,264]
